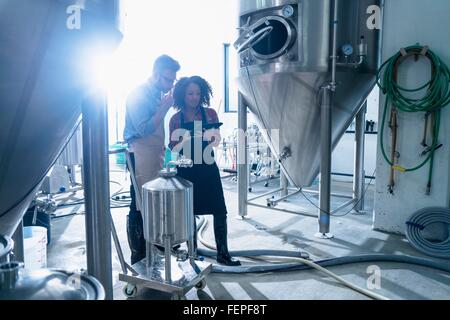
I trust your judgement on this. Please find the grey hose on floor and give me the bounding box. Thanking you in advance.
[198,248,310,260]
[196,249,450,274]
[195,218,449,300]
[195,217,450,274]
[196,214,310,258]
[405,207,450,259]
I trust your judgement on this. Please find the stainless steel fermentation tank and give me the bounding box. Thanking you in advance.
[0,0,121,237]
[0,0,122,299]
[236,0,382,234]
[57,123,83,167]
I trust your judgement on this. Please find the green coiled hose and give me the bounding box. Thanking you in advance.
[376,45,450,192]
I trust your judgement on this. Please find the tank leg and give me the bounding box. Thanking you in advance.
[316,86,334,239]
[164,236,172,284]
[353,102,367,213]
[238,93,249,218]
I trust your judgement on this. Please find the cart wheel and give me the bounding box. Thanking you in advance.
[264,182,269,187]
[172,294,187,300]
[123,284,138,298]
[248,188,253,193]
[195,279,207,290]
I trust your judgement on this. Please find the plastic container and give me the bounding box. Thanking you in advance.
[23,226,47,270]
[23,208,52,245]
[110,143,127,165]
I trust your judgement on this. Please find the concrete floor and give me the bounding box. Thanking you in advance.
[47,164,450,300]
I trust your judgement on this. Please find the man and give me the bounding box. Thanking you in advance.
[124,55,180,264]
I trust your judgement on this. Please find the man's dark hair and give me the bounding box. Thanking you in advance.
[173,76,213,111]
[153,55,180,75]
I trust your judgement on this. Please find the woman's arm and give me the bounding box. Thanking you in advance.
[205,108,222,148]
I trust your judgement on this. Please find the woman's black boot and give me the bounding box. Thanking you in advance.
[214,216,241,266]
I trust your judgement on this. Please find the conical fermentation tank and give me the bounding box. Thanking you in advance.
[57,123,83,167]
[236,0,382,187]
[0,0,122,237]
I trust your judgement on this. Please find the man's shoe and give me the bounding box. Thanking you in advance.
[127,213,146,265]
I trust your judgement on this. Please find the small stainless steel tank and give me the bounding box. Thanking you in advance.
[142,163,194,247]
[0,261,105,300]
[0,236,13,264]
[119,160,213,291]
[141,160,197,284]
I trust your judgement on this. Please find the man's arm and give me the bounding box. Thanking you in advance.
[127,90,173,139]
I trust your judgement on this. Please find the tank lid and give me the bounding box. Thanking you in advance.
[0,236,13,260]
[159,169,177,178]
[143,174,193,192]
[0,267,105,300]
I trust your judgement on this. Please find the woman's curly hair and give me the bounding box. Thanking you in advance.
[173,76,213,111]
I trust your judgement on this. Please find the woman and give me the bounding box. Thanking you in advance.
[169,76,241,266]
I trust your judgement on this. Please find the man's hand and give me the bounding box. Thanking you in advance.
[149,90,174,132]
[161,90,174,113]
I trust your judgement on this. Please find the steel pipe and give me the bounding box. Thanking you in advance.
[238,93,248,218]
[248,188,283,202]
[318,86,333,238]
[299,188,353,199]
[82,93,113,300]
[331,198,358,214]
[353,103,367,212]
[280,170,289,197]
[268,189,303,207]
[316,0,339,238]
[11,222,24,263]
[247,202,317,218]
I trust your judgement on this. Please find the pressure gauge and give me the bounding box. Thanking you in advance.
[281,5,294,18]
[342,44,354,56]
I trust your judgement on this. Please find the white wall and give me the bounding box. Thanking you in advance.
[373,0,450,234]
[332,87,379,182]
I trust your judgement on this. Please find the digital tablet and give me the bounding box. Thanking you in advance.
[203,122,224,130]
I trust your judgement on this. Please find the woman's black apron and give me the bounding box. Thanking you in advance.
[177,107,227,217]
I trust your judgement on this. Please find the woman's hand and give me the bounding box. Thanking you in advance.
[204,128,221,147]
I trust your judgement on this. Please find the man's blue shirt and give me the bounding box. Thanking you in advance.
[123,81,162,144]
